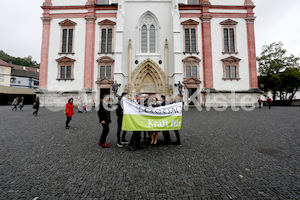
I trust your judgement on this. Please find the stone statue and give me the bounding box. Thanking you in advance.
[112,81,121,96]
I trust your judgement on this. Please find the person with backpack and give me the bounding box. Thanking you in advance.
[65,98,74,129]
[32,97,40,116]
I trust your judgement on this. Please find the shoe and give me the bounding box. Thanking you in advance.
[66,126,69,129]
[129,145,137,151]
[116,143,123,148]
[136,145,144,149]
[100,143,110,148]
[153,141,157,145]
[121,140,130,145]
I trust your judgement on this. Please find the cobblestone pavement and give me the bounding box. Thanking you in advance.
[0,105,300,200]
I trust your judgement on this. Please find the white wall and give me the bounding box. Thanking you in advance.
[210,0,245,6]
[123,1,173,75]
[211,17,250,91]
[48,18,86,92]
[52,0,86,6]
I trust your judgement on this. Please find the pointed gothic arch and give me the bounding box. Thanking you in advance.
[131,58,168,94]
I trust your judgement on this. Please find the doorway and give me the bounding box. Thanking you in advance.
[100,88,110,100]
[188,88,197,105]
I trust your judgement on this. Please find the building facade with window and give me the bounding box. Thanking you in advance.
[39,0,259,107]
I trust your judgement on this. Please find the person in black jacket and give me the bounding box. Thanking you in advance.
[129,94,143,151]
[32,97,40,116]
[161,95,171,144]
[116,92,129,148]
[98,97,111,148]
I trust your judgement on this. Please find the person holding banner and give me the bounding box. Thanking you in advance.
[116,92,129,148]
[161,95,171,144]
[98,97,111,148]
[149,97,160,145]
[128,94,143,151]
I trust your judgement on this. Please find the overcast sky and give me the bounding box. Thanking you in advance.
[0,0,299,63]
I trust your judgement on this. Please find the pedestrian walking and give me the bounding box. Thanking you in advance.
[129,93,143,151]
[116,92,129,148]
[19,96,24,110]
[266,97,272,109]
[98,97,112,148]
[65,98,74,129]
[11,97,19,111]
[258,98,262,108]
[32,97,40,116]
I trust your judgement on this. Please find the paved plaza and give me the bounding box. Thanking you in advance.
[0,105,300,199]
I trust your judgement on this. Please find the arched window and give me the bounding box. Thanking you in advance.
[141,25,148,53]
[139,13,158,53]
[149,25,155,53]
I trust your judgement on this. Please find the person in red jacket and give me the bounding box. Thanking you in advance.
[65,98,74,129]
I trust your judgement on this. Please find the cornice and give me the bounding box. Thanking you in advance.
[85,15,97,22]
[98,19,116,26]
[200,15,212,22]
[245,16,256,23]
[56,56,76,63]
[220,19,238,26]
[59,19,77,26]
[181,19,200,25]
[41,17,52,24]
[221,56,241,63]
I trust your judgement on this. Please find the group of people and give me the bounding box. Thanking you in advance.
[258,97,273,109]
[11,96,40,115]
[96,93,182,151]
[11,96,25,111]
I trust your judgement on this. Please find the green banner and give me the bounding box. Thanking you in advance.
[122,114,182,131]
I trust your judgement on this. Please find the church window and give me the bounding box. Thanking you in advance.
[141,25,148,53]
[220,19,238,54]
[56,57,76,81]
[182,56,201,79]
[101,28,113,53]
[97,56,114,80]
[98,19,116,55]
[58,19,77,55]
[221,56,240,80]
[140,14,157,54]
[181,19,199,54]
[100,65,112,79]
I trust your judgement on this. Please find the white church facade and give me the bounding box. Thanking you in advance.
[38,0,260,107]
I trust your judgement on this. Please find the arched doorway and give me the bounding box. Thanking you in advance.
[131,58,169,95]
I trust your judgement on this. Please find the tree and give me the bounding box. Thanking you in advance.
[257,42,300,100]
[280,68,300,100]
[0,50,40,68]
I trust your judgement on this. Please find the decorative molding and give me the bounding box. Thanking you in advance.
[56,56,76,63]
[84,15,97,23]
[183,77,201,85]
[245,16,256,23]
[98,19,116,26]
[96,77,114,85]
[182,56,201,64]
[220,19,238,25]
[181,19,199,25]
[200,15,212,22]
[41,17,52,25]
[58,19,77,26]
[221,56,241,63]
[96,56,115,64]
